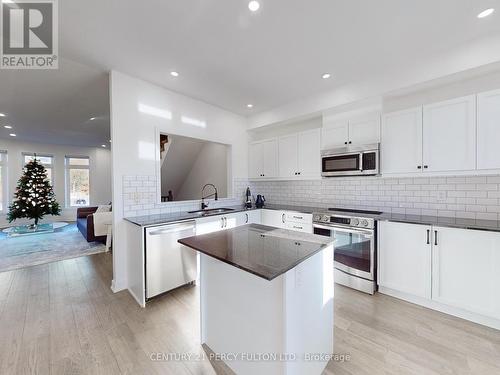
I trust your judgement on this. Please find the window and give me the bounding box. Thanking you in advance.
[23,153,54,185]
[0,151,6,212]
[65,156,90,207]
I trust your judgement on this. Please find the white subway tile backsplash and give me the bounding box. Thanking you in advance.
[119,174,500,221]
[244,173,500,221]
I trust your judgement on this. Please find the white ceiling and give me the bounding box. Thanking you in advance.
[60,0,500,116]
[2,0,500,146]
[0,59,110,147]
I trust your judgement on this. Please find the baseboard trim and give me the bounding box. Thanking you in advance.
[128,288,146,308]
[379,286,500,331]
[110,278,127,293]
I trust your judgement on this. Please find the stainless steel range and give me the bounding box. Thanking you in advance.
[313,208,381,294]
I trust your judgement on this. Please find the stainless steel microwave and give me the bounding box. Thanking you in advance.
[321,144,379,177]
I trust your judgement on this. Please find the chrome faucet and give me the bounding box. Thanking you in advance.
[201,183,218,209]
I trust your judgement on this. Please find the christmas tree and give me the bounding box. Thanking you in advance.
[7,155,61,226]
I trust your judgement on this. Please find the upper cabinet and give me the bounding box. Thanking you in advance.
[321,120,349,149]
[322,113,380,149]
[382,95,478,175]
[381,107,423,174]
[249,139,278,179]
[348,115,381,145]
[422,95,476,172]
[477,89,500,170]
[278,129,321,179]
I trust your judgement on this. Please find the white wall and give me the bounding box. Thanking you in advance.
[176,142,228,201]
[110,70,248,292]
[0,138,111,227]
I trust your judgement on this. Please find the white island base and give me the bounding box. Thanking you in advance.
[199,244,334,375]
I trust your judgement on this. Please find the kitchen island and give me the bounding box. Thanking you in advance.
[179,224,334,375]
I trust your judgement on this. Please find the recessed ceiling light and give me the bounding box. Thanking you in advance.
[101,144,106,148]
[170,71,179,77]
[322,73,331,79]
[247,104,254,109]
[89,117,96,121]
[4,125,12,129]
[109,139,112,143]
[477,8,494,18]
[248,1,260,12]
[9,133,16,137]
[0,113,5,117]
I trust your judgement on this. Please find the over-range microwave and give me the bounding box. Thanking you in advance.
[321,144,379,177]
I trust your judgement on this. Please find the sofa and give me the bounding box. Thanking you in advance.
[77,206,109,243]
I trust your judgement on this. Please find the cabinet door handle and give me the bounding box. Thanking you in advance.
[434,230,438,246]
[221,218,225,228]
[293,216,303,220]
[282,213,285,223]
[417,166,422,169]
[293,226,303,230]
[245,213,248,223]
[344,141,348,145]
[348,141,352,144]
[426,229,430,245]
[424,165,428,169]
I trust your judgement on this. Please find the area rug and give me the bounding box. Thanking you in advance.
[0,223,106,272]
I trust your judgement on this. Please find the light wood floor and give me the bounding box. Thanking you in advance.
[0,253,499,375]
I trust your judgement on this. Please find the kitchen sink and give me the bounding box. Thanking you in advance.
[188,208,235,216]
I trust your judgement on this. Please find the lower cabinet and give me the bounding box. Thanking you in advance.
[378,221,432,299]
[432,226,500,320]
[261,209,286,228]
[378,221,500,326]
[261,209,313,233]
[196,216,226,235]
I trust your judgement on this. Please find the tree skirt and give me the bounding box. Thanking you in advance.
[0,223,106,272]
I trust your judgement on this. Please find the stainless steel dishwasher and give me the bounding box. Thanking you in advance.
[145,221,197,299]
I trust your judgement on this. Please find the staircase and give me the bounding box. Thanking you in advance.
[160,134,171,167]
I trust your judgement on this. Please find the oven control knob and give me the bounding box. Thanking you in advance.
[361,219,369,227]
[322,215,330,222]
[351,218,359,226]
[313,214,321,221]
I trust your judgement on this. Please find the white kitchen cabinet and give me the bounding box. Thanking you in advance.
[278,129,320,179]
[381,107,423,174]
[378,221,432,299]
[422,95,476,172]
[261,209,285,228]
[298,129,321,178]
[249,139,278,179]
[196,216,226,235]
[477,89,500,170]
[321,120,349,149]
[278,134,298,178]
[263,139,278,177]
[348,114,381,145]
[248,142,263,179]
[285,222,312,233]
[431,226,500,319]
[245,209,261,224]
[322,113,380,149]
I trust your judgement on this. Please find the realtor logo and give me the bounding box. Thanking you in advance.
[1,0,58,69]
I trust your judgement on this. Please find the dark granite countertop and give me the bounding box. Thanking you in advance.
[124,203,500,232]
[124,205,255,227]
[377,213,500,232]
[178,224,333,281]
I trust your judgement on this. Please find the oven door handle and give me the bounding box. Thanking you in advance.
[313,224,374,236]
